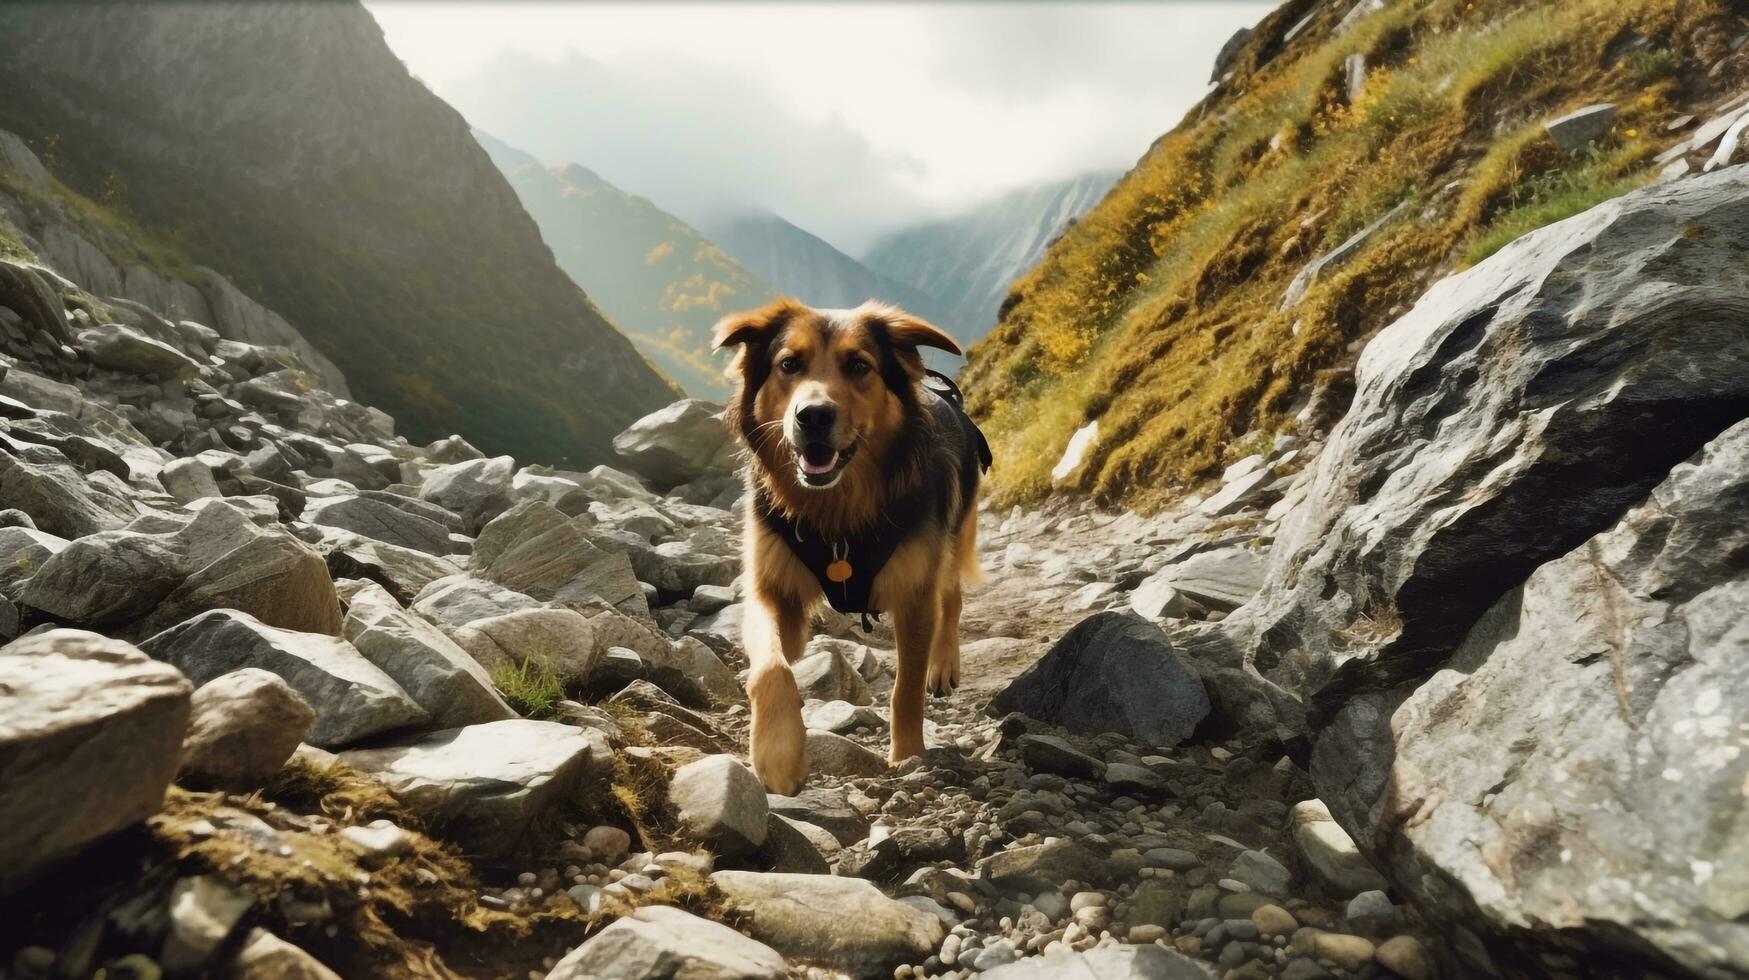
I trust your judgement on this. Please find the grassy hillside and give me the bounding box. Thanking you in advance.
[964,0,1747,509]
[0,3,678,466]
[479,132,767,398]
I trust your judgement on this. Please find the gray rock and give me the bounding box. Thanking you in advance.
[1280,201,1407,310]
[545,905,786,980]
[761,813,833,874]
[1345,890,1397,933]
[450,607,602,689]
[0,525,66,593]
[77,323,202,379]
[0,630,191,889]
[324,533,463,601]
[805,729,889,778]
[418,455,514,533]
[987,943,1215,978]
[803,699,885,734]
[611,399,734,489]
[669,636,743,705]
[1019,734,1107,780]
[767,787,868,845]
[1230,850,1291,897]
[141,609,424,748]
[1290,800,1387,897]
[161,874,254,974]
[991,613,1208,749]
[471,501,645,617]
[669,754,769,855]
[793,645,871,705]
[411,573,543,631]
[18,527,186,627]
[341,582,516,728]
[1193,161,1749,978]
[1209,26,1252,82]
[1163,546,1263,612]
[179,668,314,791]
[1544,103,1618,153]
[138,524,344,637]
[304,495,459,556]
[711,870,944,977]
[1128,570,1191,620]
[0,460,138,538]
[339,719,599,859]
[981,839,1101,892]
[160,457,222,504]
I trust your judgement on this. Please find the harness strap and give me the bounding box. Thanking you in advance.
[754,374,993,626]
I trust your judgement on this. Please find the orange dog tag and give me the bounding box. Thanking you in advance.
[826,559,853,583]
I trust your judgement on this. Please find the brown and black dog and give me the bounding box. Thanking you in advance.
[713,298,987,794]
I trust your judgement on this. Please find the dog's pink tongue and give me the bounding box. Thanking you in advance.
[800,448,839,475]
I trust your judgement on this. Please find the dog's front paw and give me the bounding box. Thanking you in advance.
[751,718,808,795]
[747,665,809,795]
[926,648,961,697]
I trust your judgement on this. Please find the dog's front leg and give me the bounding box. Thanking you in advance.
[743,594,810,795]
[889,588,938,763]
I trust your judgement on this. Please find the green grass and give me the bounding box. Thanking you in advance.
[491,658,564,719]
[1466,157,1656,265]
[963,0,1723,510]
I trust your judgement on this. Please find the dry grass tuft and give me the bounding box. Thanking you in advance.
[964,0,1739,511]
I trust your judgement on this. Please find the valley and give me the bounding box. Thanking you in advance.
[1,1,1746,980]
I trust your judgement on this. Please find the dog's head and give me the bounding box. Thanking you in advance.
[714,298,960,491]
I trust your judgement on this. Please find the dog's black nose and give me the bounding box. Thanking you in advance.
[794,402,836,432]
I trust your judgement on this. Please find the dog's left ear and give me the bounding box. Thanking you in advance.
[879,309,962,357]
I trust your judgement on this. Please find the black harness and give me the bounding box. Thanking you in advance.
[755,371,992,630]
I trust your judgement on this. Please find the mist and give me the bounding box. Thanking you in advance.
[369,1,1273,252]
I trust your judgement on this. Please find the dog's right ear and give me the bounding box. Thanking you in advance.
[713,298,803,351]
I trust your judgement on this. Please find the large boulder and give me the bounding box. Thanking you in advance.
[338,719,599,859]
[990,613,1209,749]
[470,501,646,617]
[711,870,945,978]
[545,905,786,980]
[0,460,138,538]
[1335,419,1749,977]
[178,668,315,791]
[1187,168,1749,975]
[611,399,735,489]
[138,528,344,637]
[0,630,192,889]
[77,323,203,379]
[341,582,516,728]
[141,609,425,748]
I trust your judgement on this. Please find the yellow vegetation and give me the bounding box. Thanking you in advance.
[964,0,1736,510]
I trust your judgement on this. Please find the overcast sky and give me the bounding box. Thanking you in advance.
[367,2,1271,252]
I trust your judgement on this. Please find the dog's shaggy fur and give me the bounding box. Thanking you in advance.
[713,298,983,793]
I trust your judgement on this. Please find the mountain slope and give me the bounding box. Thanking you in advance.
[0,2,677,466]
[963,0,1748,508]
[708,214,955,333]
[477,132,768,398]
[863,171,1119,346]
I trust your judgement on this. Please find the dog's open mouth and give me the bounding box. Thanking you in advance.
[796,441,854,488]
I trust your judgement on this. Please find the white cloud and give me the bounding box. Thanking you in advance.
[367,1,1271,251]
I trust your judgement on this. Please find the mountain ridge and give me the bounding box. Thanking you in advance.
[476,131,771,398]
[0,1,677,466]
[863,171,1120,347]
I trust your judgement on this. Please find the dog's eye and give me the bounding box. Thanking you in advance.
[778,355,802,374]
[847,358,872,377]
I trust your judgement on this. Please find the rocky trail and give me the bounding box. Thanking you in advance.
[2,132,1747,980]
